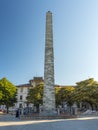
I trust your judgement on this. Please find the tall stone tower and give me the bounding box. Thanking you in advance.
[42,11,56,116]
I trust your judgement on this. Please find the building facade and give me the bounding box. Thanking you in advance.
[15,77,44,109]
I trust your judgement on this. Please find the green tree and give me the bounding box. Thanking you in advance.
[27,83,43,110]
[0,77,17,113]
[75,78,98,110]
[0,91,2,100]
[55,86,75,107]
[27,84,75,111]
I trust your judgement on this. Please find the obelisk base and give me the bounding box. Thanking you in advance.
[40,110,57,116]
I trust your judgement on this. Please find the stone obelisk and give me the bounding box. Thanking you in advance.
[42,11,56,116]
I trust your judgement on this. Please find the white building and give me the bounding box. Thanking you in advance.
[15,77,44,109]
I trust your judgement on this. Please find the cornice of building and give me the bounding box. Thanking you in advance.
[16,84,31,88]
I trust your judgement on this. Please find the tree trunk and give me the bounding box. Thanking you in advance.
[6,105,9,113]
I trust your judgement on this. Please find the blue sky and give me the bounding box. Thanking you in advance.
[0,0,98,85]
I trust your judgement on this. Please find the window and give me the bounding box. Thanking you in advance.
[20,95,23,100]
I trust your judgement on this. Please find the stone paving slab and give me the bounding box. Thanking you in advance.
[0,114,98,130]
[0,114,20,121]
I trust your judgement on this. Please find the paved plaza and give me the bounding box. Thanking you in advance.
[0,114,98,130]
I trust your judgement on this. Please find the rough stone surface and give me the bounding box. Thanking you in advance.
[42,11,56,116]
[0,114,98,130]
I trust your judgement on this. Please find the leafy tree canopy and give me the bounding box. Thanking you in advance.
[27,83,44,108]
[0,77,17,112]
[55,86,75,106]
[75,78,98,107]
[26,78,98,110]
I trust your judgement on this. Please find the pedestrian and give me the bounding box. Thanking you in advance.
[16,109,19,118]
